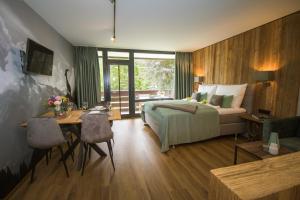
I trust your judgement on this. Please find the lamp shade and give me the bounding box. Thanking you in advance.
[194,76,204,83]
[255,71,275,82]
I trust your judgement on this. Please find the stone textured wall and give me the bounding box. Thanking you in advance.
[0,0,74,197]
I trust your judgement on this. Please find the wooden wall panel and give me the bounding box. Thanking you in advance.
[193,11,300,117]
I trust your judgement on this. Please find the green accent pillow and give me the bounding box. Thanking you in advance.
[222,95,234,108]
[198,93,208,102]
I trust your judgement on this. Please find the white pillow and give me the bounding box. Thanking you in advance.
[215,84,247,108]
[198,84,217,102]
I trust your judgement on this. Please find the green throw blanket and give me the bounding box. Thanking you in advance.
[142,100,220,152]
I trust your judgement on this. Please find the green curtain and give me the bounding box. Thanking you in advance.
[74,47,100,107]
[175,52,193,99]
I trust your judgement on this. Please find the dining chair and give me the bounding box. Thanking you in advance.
[81,113,115,175]
[27,118,70,183]
[48,102,78,161]
[46,126,76,162]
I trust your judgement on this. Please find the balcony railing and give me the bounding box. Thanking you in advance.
[110,90,174,114]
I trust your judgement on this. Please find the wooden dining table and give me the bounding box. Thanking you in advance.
[21,109,121,127]
[21,109,121,170]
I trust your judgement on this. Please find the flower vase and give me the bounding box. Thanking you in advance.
[54,105,61,116]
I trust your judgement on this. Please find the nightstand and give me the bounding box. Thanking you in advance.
[240,113,269,141]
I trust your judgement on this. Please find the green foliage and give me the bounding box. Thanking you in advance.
[103,59,175,93]
[110,65,129,90]
[134,59,175,91]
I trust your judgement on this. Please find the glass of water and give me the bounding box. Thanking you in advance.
[82,101,88,110]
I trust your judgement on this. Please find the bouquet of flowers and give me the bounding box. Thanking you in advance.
[48,96,69,115]
[48,96,61,107]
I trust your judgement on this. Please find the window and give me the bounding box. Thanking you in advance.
[134,53,175,113]
[108,51,129,60]
[98,49,175,116]
[97,51,104,101]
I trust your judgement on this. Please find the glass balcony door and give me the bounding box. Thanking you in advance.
[99,49,175,118]
[109,64,130,116]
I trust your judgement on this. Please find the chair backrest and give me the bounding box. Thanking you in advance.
[27,118,66,149]
[81,113,113,143]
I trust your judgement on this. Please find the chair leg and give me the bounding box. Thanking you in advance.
[107,141,115,171]
[58,145,69,177]
[69,133,75,158]
[49,148,52,159]
[81,143,88,176]
[30,149,39,183]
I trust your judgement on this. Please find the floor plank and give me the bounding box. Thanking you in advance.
[8,118,254,200]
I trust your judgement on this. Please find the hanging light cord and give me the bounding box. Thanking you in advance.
[113,0,116,40]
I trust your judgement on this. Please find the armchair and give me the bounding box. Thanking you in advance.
[263,116,300,151]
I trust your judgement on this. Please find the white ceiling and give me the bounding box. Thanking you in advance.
[24,0,300,52]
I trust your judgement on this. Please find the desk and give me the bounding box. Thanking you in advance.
[209,152,300,200]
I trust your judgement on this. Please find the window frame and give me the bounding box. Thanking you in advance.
[97,47,175,117]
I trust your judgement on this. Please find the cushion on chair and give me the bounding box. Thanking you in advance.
[280,137,300,152]
[27,118,66,149]
[81,113,113,143]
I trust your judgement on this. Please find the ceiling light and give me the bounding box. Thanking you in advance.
[111,0,116,42]
[111,36,116,42]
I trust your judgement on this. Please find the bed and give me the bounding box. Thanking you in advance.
[141,84,255,152]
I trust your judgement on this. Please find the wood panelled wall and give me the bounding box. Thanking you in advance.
[193,11,300,117]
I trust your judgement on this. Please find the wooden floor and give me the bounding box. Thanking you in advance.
[8,119,254,200]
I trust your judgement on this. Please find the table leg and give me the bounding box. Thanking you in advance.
[234,145,238,165]
[60,138,80,162]
[60,124,81,162]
